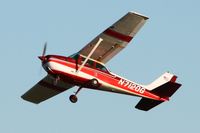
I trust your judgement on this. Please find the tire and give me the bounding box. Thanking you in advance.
[90,79,99,88]
[69,95,78,103]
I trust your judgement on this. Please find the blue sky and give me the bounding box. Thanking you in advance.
[1,0,200,132]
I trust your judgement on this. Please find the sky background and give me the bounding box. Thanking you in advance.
[0,0,199,132]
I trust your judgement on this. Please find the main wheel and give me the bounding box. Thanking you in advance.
[90,79,99,88]
[69,95,78,103]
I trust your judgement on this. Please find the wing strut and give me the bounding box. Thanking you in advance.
[76,38,103,73]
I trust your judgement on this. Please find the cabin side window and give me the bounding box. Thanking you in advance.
[95,63,108,72]
[69,53,109,73]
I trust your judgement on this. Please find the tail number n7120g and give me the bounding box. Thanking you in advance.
[118,79,145,94]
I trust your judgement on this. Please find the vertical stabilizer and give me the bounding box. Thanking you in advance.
[145,72,177,91]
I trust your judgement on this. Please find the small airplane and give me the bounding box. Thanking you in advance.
[21,12,182,111]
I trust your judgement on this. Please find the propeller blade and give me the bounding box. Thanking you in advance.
[42,42,47,56]
[38,42,48,75]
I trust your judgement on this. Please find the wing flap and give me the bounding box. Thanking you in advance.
[21,75,74,104]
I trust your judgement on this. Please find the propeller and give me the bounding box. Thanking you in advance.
[38,42,48,75]
[42,42,47,57]
[38,42,60,85]
[38,42,47,62]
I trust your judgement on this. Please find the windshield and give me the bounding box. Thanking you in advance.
[69,53,79,59]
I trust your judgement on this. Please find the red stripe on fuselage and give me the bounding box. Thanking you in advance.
[47,58,163,101]
[104,29,133,42]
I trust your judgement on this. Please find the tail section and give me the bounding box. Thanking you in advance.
[135,72,182,111]
[145,72,177,91]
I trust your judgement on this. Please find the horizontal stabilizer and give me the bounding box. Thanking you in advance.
[151,82,181,98]
[135,80,181,111]
[135,98,163,111]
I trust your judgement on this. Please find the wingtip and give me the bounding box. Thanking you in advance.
[21,94,40,104]
[129,11,149,20]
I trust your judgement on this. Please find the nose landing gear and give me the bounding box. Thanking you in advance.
[69,78,99,103]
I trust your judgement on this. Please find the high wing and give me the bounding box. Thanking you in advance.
[79,12,148,63]
[21,75,74,104]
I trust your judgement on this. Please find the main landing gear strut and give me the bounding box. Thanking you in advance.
[69,79,99,103]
